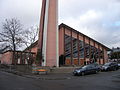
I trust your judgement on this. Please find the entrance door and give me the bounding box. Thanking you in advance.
[59,55,65,66]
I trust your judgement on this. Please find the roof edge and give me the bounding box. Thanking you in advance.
[59,23,111,51]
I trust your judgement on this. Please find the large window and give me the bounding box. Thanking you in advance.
[95,48,99,59]
[79,40,84,58]
[65,43,71,57]
[100,49,103,59]
[65,34,71,58]
[90,46,95,59]
[73,38,78,58]
[65,34,71,45]
[90,46,101,60]
[85,43,89,58]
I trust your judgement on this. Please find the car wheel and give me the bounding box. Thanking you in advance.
[74,73,78,76]
[81,72,85,76]
[106,68,109,71]
[73,73,77,76]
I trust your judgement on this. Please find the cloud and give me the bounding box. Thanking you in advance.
[59,0,120,48]
[79,10,102,22]
[0,0,42,29]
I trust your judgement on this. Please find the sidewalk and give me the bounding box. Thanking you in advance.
[0,68,73,80]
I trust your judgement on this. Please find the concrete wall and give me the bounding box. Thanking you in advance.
[59,27,64,56]
[45,0,58,67]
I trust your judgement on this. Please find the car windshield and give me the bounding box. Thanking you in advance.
[82,66,88,69]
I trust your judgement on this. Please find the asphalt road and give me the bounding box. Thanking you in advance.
[0,69,120,90]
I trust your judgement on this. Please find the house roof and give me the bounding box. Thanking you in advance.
[2,50,36,54]
[23,41,38,51]
[0,46,10,54]
[59,23,111,51]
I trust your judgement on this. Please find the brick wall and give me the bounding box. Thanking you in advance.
[1,52,12,64]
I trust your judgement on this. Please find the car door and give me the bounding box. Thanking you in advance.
[110,63,114,70]
[86,66,93,74]
[85,66,90,74]
[90,65,95,73]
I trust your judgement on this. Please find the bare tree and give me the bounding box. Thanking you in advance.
[0,18,24,64]
[23,26,39,64]
[23,26,38,50]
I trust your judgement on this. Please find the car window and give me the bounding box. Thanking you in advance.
[113,63,117,65]
[111,63,116,66]
[111,63,114,65]
[82,66,87,69]
[88,66,93,69]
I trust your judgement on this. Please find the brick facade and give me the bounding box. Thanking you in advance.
[0,23,110,66]
[1,51,35,65]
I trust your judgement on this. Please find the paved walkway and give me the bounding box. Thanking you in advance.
[0,68,73,80]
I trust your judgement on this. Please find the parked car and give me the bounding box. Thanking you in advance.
[101,62,119,71]
[73,64,100,76]
[91,63,102,71]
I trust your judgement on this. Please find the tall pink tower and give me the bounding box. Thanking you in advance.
[37,0,59,67]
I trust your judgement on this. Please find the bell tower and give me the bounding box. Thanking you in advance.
[37,0,59,67]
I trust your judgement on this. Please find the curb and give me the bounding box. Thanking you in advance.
[0,69,72,80]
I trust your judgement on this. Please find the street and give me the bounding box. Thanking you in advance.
[0,70,120,90]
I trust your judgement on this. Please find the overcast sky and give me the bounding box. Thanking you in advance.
[0,0,120,48]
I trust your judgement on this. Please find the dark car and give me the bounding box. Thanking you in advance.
[101,62,119,71]
[73,64,100,76]
[91,63,101,71]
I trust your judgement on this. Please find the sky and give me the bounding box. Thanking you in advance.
[0,0,120,48]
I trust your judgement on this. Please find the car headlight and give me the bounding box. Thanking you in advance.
[104,67,108,69]
[76,70,81,73]
[102,66,107,69]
